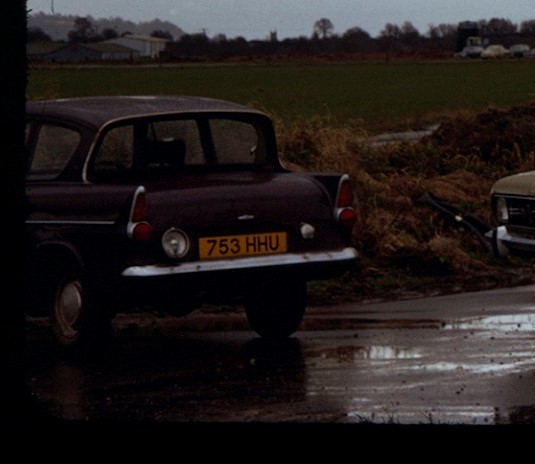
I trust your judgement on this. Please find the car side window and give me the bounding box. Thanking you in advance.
[27,123,80,180]
[92,125,134,174]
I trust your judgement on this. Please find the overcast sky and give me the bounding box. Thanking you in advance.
[27,0,535,39]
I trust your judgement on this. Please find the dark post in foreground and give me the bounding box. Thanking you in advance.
[1,1,31,423]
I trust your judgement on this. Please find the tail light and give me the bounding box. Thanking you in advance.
[335,175,356,229]
[127,186,154,242]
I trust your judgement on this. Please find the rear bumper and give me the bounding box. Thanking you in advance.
[486,225,535,257]
[121,247,359,280]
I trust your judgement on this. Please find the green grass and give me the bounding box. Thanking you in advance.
[27,60,535,131]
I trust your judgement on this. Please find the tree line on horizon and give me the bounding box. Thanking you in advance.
[28,13,535,60]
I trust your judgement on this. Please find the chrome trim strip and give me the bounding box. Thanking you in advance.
[492,193,535,200]
[126,185,147,239]
[122,247,359,277]
[26,219,115,225]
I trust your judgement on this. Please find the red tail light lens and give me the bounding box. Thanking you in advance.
[131,190,148,223]
[131,222,153,242]
[338,208,356,229]
[335,175,356,229]
[128,186,154,241]
[337,177,354,208]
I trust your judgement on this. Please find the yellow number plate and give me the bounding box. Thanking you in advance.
[199,232,287,260]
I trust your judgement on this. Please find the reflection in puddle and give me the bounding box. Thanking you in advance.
[312,345,423,362]
[445,314,535,332]
[29,362,88,421]
[362,346,422,360]
[347,406,498,425]
[414,360,533,375]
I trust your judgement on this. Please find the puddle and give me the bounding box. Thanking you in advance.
[444,314,535,332]
[414,359,534,375]
[347,406,497,425]
[310,345,423,362]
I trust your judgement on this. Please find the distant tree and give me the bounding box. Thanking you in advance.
[151,30,173,41]
[343,26,370,41]
[229,36,250,55]
[341,27,371,53]
[520,20,535,34]
[379,23,402,61]
[27,26,52,42]
[479,18,517,37]
[427,23,456,39]
[400,21,420,43]
[426,23,456,54]
[175,33,212,57]
[439,23,457,39]
[68,16,96,43]
[313,18,334,39]
[380,23,401,40]
[101,28,118,40]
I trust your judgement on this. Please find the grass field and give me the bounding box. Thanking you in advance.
[27,60,535,131]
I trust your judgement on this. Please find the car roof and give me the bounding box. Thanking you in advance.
[26,95,268,130]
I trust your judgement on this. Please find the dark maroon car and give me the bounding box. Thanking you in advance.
[25,96,358,347]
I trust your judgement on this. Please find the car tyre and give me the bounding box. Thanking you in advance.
[47,263,112,349]
[244,277,307,339]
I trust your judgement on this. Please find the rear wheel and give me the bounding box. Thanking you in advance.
[51,273,84,345]
[46,264,112,349]
[244,277,307,339]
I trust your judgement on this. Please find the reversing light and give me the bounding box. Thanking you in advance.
[162,228,190,258]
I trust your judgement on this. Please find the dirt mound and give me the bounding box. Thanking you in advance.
[279,103,535,302]
[427,103,535,173]
[423,170,490,205]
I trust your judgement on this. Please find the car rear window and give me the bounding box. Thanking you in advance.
[210,119,264,164]
[89,116,271,180]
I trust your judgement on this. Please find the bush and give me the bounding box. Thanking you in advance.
[277,103,535,297]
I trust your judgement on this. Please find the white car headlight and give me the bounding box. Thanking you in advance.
[495,197,509,223]
[162,228,190,258]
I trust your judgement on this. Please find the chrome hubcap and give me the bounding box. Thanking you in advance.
[56,280,83,338]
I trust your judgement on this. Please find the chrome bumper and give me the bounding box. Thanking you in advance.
[486,225,535,257]
[122,247,358,278]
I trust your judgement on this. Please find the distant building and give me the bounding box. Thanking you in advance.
[27,41,140,63]
[26,41,64,62]
[105,34,170,59]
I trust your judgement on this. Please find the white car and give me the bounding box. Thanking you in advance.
[481,44,510,59]
[509,44,531,57]
[488,170,535,257]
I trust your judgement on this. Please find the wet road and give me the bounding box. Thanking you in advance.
[24,285,535,425]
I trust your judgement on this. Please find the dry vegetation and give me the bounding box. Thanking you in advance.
[276,103,535,303]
